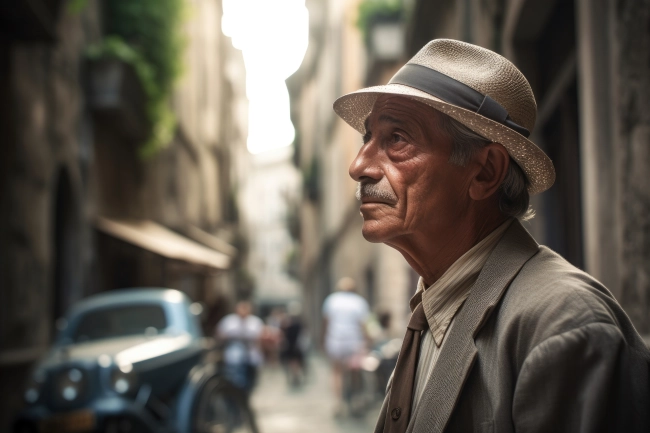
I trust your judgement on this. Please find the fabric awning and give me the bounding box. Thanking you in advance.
[186,225,238,257]
[96,217,231,270]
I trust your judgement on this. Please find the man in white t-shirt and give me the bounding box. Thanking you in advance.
[216,300,264,392]
[322,277,370,415]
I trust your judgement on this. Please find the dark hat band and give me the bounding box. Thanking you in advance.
[388,63,531,138]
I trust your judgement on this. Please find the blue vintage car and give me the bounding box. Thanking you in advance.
[13,288,257,433]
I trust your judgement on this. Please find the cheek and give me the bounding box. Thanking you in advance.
[402,169,466,220]
[401,168,437,203]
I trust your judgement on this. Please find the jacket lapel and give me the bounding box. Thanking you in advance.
[374,386,391,433]
[408,220,539,433]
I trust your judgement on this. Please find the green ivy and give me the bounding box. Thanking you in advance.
[88,0,186,157]
[356,0,403,42]
[68,0,89,14]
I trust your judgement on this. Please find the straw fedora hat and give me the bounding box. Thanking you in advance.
[333,39,555,195]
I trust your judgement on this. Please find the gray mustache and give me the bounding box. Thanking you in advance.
[356,181,398,202]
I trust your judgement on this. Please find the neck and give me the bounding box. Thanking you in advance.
[388,209,508,287]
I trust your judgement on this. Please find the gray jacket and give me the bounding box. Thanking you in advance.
[375,220,650,433]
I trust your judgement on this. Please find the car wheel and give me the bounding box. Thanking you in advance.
[193,377,259,433]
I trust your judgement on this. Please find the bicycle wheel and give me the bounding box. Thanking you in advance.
[192,377,259,433]
[342,367,374,418]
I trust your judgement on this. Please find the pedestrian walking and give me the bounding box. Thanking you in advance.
[260,308,284,366]
[321,277,369,417]
[216,300,264,394]
[280,301,307,387]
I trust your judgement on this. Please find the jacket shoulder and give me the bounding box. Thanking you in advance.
[494,246,636,351]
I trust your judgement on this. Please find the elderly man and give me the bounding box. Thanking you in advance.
[333,39,649,433]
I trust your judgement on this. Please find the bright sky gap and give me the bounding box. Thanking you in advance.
[222,0,309,154]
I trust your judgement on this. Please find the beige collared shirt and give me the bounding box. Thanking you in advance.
[410,219,513,411]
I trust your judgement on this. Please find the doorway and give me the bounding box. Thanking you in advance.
[52,168,82,335]
[513,0,584,268]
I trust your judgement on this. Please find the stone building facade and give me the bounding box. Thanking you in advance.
[0,0,248,429]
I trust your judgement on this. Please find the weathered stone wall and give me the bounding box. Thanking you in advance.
[615,0,650,334]
[0,4,102,431]
[0,8,101,353]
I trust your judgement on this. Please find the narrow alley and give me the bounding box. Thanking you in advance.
[251,356,381,433]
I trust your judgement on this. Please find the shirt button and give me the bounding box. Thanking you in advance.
[391,407,402,420]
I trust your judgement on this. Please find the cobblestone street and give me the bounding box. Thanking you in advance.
[251,356,382,433]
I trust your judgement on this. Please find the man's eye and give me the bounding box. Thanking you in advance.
[390,133,405,144]
[362,132,372,144]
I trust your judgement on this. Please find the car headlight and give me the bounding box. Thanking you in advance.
[111,363,137,395]
[24,370,46,404]
[56,368,87,402]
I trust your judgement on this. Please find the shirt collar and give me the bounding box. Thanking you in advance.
[409,219,513,347]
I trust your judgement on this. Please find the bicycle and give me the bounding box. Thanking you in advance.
[192,375,259,433]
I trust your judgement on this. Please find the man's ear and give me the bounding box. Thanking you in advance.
[468,143,509,201]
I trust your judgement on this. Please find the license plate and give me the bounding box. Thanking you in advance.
[40,410,96,433]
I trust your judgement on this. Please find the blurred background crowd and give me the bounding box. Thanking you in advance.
[1,0,649,432]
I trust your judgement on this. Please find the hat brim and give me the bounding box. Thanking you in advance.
[333,83,555,195]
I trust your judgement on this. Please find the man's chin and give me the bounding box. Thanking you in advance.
[360,222,396,243]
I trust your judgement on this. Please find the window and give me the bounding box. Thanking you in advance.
[72,304,167,343]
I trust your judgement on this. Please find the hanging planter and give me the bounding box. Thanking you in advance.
[356,0,405,61]
[86,0,185,158]
[87,56,151,144]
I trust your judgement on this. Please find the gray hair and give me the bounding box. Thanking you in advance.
[437,113,535,220]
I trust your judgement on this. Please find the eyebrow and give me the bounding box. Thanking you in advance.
[364,114,406,132]
[378,114,405,125]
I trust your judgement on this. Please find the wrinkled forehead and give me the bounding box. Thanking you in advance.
[363,94,443,134]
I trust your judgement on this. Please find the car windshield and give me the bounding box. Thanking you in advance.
[71,304,167,342]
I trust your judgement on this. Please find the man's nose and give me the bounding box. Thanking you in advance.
[349,140,382,182]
